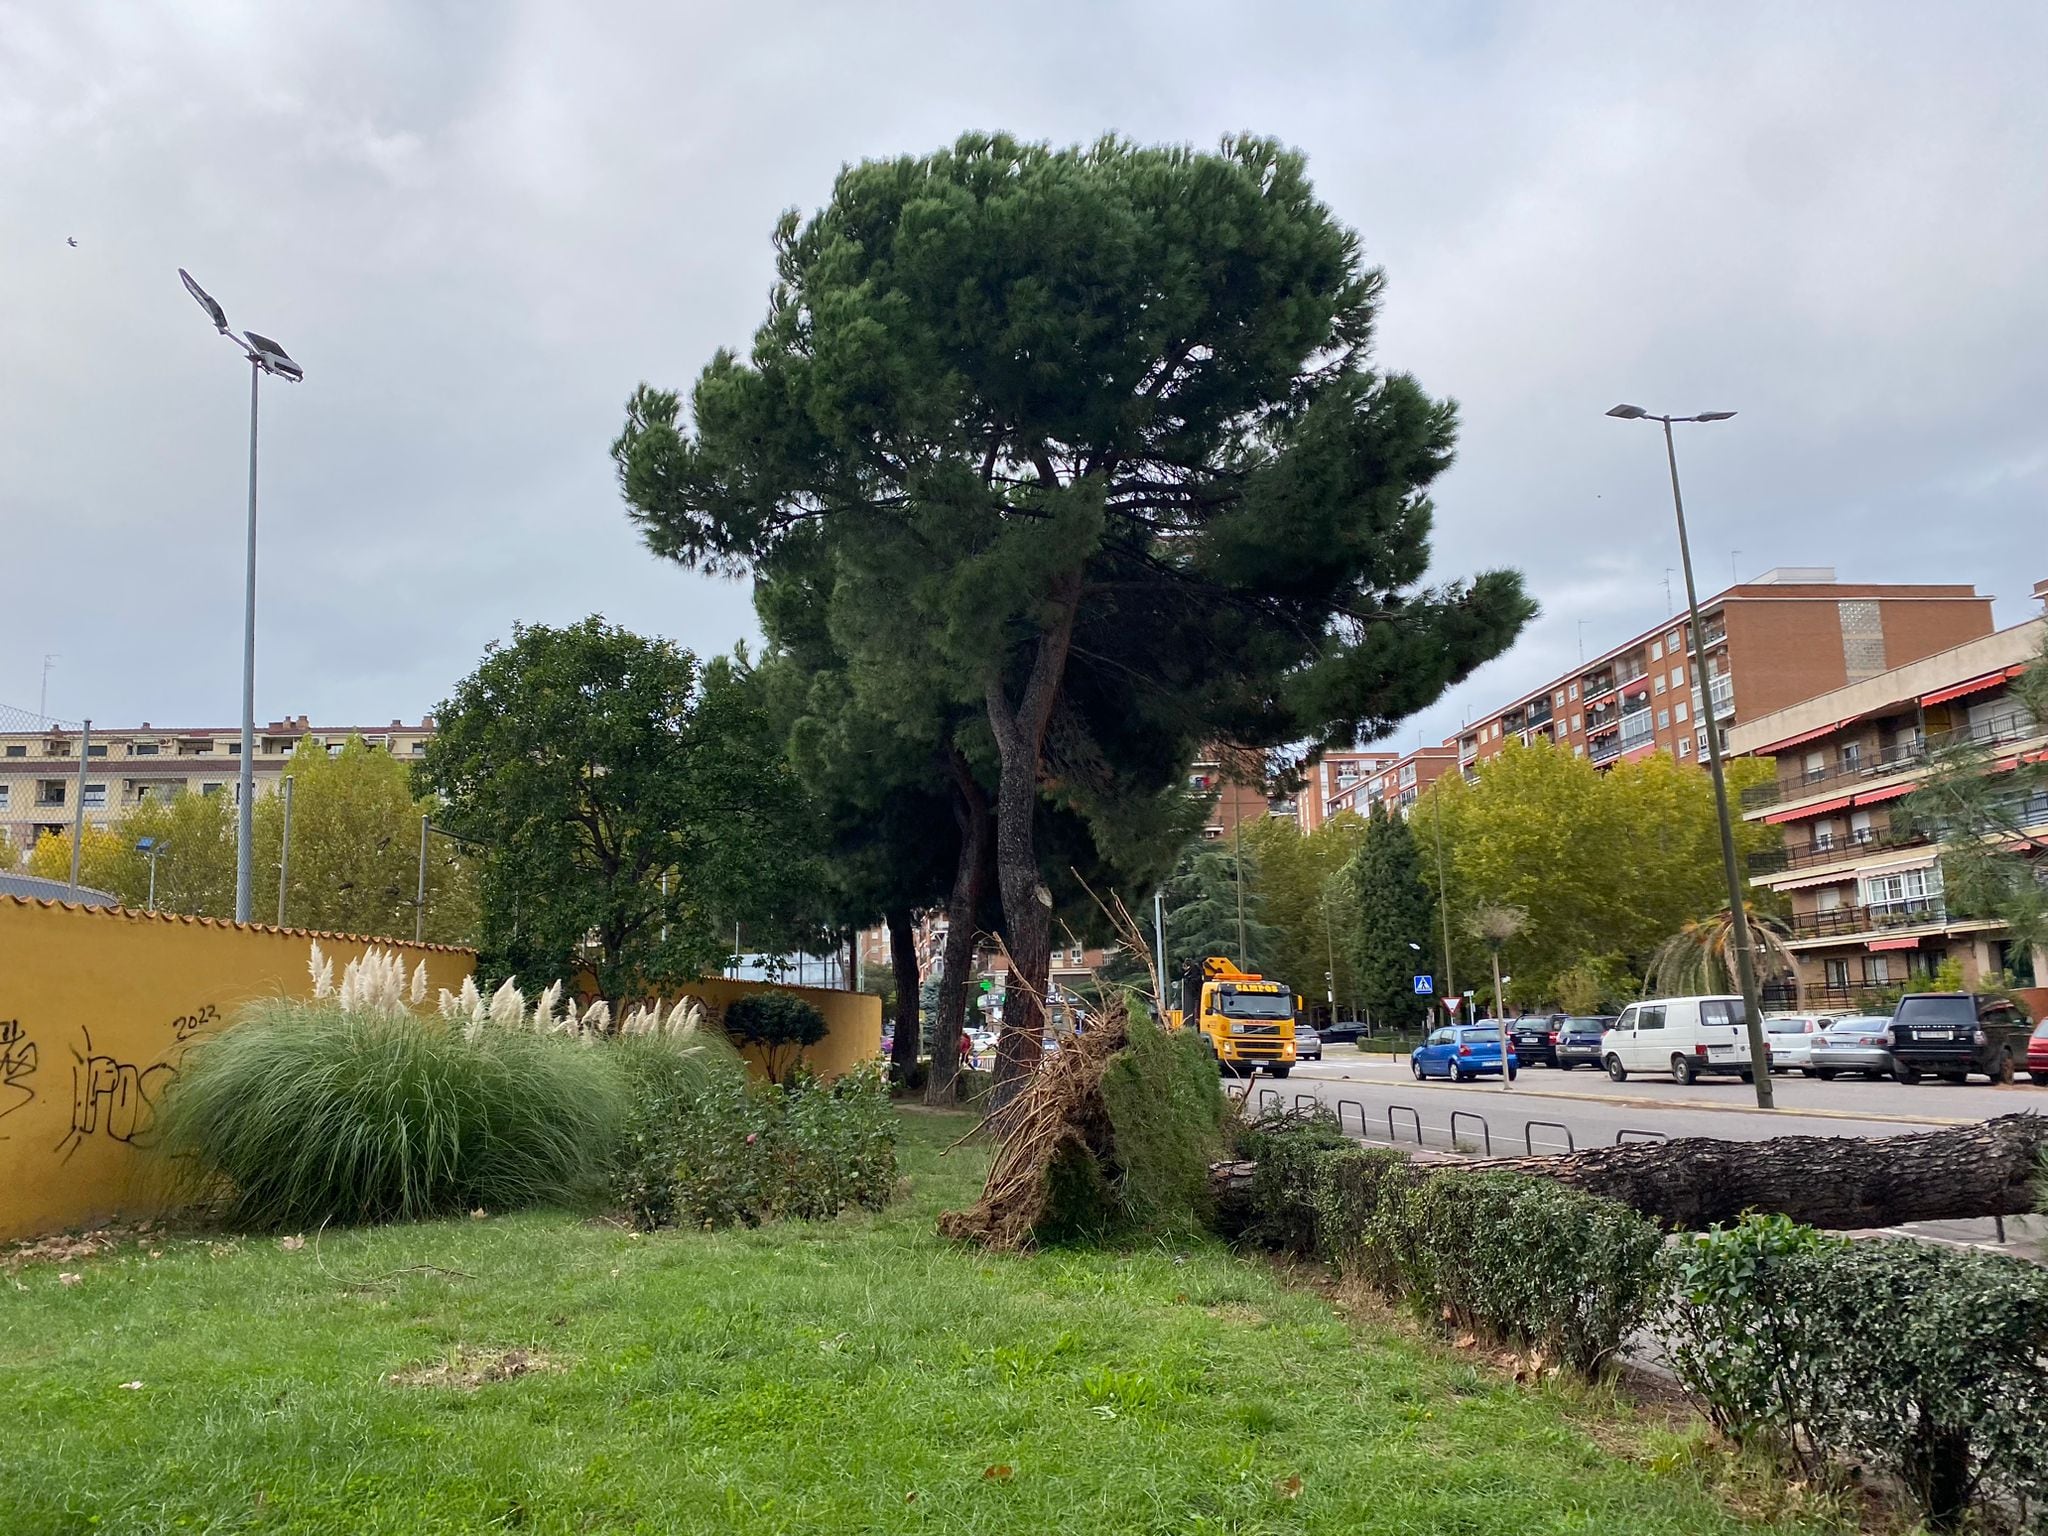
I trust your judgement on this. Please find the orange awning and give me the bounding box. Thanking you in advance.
[1922,665,2024,708]
[1765,794,1853,824]
[1868,936,1921,952]
[1754,719,1850,755]
[1854,782,1915,808]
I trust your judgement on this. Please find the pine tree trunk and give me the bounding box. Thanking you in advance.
[927,756,990,1107]
[1211,1114,2048,1231]
[885,906,921,1088]
[982,571,1085,1119]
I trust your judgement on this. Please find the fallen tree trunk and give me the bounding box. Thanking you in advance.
[1214,1114,2047,1231]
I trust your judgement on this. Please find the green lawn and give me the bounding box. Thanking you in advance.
[2,1110,1817,1535]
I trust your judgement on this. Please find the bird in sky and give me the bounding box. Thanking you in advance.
[66,237,77,247]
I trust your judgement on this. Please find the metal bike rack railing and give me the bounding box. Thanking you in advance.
[1295,1093,1320,1114]
[1524,1119,1575,1155]
[1449,1109,1492,1156]
[1388,1104,1423,1146]
[1614,1128,1667,1145]
[1258,1088,1282,1112]
[1335,1099,1368,1139]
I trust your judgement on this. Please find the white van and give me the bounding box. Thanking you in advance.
[1601,996,1760,1084]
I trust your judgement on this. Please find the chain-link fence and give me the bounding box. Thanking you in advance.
[0,701,477,943]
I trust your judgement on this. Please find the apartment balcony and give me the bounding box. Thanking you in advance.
[1617,708,1654,754]
[1739,709,2038,812]
[1690,674,1735,720]
[1760,978,1897,1012]
[1787,897,1946,941]
[1747,824,1927,876]
[1589,736,1622,766]
[1526,699,1554,728]
[1580,672,1616,703]
[1700,620,1727,648]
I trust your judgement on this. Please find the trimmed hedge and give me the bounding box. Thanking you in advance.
[1237,1113,1665,1374]
[1665,1215,2048,1530]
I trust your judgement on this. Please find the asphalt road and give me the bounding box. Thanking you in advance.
[1253,1048,2045,1255]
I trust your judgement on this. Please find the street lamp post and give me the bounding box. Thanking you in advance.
[1607,404,1773,1110]
[136,836,166,912]
[179,270,302,925]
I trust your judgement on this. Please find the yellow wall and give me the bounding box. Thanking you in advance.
[668,976,883,1081]
[0,897,474,1241]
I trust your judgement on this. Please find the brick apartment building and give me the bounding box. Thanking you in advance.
[1448,569,1994,781]
[0,715,436,855]
[1730,591,2048,1013]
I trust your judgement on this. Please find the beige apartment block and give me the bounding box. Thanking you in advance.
[0,715,435,854]
[1730,592,2048,1013]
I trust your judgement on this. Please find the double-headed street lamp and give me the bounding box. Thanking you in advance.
[1606,404,1773,1110]
[180,270,302,925]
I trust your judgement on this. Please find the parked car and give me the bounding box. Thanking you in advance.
[2028,1020,2048,1085]
[1552,1016,1617,1070]
[1509,1017,1561,1067]
[1411,1024,1518,1083]
[1887,992,2033,1083]
[1319,1016,1363,1046]
[1600,996,1759,1084]
[1762,1013,1833,1072]
[1806,1015,1896,1079]
[1294,1022,1323,1061]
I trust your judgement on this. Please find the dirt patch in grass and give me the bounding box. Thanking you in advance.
[385,1347,562,1390]
[2,1220,169,1272]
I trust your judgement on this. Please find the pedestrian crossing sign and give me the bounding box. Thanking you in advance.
[1412,974,1434,996]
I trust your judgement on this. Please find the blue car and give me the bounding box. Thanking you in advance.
[1411,1024,1519,1083]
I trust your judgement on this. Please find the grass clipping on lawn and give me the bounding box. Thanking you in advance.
[938,1001,1228,1251]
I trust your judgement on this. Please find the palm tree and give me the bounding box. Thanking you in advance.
[1647,904,1799,1001]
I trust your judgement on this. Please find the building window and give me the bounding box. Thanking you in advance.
[1677,738,1691,758]
[1841,741,1862,773]
[130,742,159,757]
[88,744,107,757]
[1697,728,1709,752]
[1666,630,1681,651]
[0,784,9,809]
[1675,699,1688,723]
[1654,675,1667,695]
[3,745,23,758]
[1571,713,1582,732]
[1823,958,1849,989]
[36,780,66,807]
[1553,689,1565,707]
[1656,709,1670,730]
[1568,682,1579,701]
[202,783,224,796]
[1669,667,1684,688]
[1862,954,1892,985]
[82,782,106,808]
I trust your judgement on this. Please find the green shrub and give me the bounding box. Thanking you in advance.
[1098,1018,1229,1234]
[1664,1217,2048,1530]
[610,1060,896,1230]
[722,993,828,1084]
[156,999,626,1229]
[1231,1116,1664,1375]
[607,1030,751,1228]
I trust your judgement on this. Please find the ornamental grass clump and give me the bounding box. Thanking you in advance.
[155,945,628,1229]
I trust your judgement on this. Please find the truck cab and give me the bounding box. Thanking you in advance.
[1167,957,1298,1077]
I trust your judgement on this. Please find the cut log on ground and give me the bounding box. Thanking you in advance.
[1213,1113,2047,1232]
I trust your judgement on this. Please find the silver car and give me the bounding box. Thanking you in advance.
[1805,1015,1894,1079]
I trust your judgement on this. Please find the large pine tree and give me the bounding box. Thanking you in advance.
[1349,802,1435,1027]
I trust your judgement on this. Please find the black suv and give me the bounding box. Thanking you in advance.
[1887,992,2033,1083]
[1509,1016,1562,1067]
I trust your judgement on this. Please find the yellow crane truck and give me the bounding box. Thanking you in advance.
[1166,956,1299,1077]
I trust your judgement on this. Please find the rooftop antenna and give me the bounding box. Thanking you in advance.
[1577,620,1588,664]
[1664,568,1675,615]
[39,654,56,721]
[1730,550,1741,586]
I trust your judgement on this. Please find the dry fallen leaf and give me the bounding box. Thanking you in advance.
[470,1208,488,1221]
[904,1492,918,1504]
[148,1250,163,1259]
[58,1272,82,1287]
[279,1235,306,1252]
[1453,1332,1478,1350]
[983,1464,1013,1482]
[118,1381,144,1391]
[1274,1475,1303,1501]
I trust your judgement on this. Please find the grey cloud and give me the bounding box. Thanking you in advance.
[2,2,2041,750]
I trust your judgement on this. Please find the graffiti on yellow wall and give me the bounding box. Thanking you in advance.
[0,897,474,1241]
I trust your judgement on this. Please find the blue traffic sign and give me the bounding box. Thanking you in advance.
[1412,974,1435,996]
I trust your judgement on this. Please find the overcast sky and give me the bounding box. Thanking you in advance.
[4,2,2043,752]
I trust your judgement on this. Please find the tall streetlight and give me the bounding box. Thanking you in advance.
[1606,404,1773,1110]
[135,836,167,913]
[180,270,303,924]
